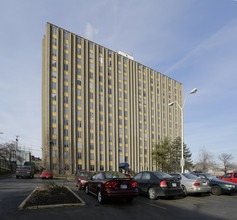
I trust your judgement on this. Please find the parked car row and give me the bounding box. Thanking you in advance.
[16,168,53,179]
[77,170,237,204]
[195,173,237,195]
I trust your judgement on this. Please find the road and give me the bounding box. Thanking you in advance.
[0,175,237,220]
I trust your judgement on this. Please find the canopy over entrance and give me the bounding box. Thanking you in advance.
[119,162,129,168]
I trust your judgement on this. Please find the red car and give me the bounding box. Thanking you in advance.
[75,171,95,190]
[40,170,53,179]
[219,172,237,184]
[85,171,138,204]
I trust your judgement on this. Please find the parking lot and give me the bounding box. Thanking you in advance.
[0,175,237,220]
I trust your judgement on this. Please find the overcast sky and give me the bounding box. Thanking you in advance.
[0,0,237,164]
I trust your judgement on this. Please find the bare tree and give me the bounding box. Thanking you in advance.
[218,153,234,174]
[0,142,24,170]
[194,148,214,173]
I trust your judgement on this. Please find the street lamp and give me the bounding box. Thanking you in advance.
[168,88,197,173]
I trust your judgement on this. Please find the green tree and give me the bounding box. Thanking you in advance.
[183,143,193,171]
[169,137,181,172]
[170,136,193,172]
[152,137,170,172]
[152,136,193,173]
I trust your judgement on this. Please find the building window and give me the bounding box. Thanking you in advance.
[77,37,81,45]
[51,93,56,101]
[51,115,56,124]
[64,31,69,39]
[99,46,103,53]
[77,142,82,149]
[64,85,68,93]
[64,64,68,71]
[52,150,57,158]
[63,42,69,50]
[51,104,56,112]
[64,74,68,82]
[64,140,69,148]
[78,152,82,159]
[64,129,68,136]
[51,26,57,35]
[51,48,56,57]
[63,151,69,158]
[123,57,127,64]
[52,163,57,170]
[89,42,93,50]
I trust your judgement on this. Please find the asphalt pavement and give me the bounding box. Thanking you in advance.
[0,175,237,220]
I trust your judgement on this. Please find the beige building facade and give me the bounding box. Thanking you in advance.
[42,23,183,174]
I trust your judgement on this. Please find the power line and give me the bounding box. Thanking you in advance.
[0,137,42,149]
[0,129,41,141]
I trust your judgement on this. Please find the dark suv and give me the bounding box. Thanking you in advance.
[16,166,34,179]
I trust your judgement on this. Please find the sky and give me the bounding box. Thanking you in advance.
[0,0,237,164]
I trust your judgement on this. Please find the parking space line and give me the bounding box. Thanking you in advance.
[140,201,167,210]
[210,196,235,200]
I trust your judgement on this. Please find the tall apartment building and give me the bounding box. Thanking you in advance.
[42,23,183,174]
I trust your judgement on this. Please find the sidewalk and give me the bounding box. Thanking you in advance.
[0,173,14,179]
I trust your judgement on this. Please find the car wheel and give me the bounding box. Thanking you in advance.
[211,185,222,195]
[97,190,104,204]
[85,185,89,194]
[148,187,157,200]
[182,185,188,197]
[16,176,19,179]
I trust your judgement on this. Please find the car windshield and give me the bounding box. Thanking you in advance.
[104,172,126,179]
[19,166,31,170]
[183,173,198,179]
[43,170,50,173]
[80,172,94,177]
[204,174,219,181]
[154,173,172,179]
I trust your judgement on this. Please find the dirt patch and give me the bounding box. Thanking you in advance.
[23,185,82,209]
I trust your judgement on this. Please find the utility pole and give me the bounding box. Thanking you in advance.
[15,136,19,162]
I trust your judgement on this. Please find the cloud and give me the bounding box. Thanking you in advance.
[164,17,237,76]
[85,23,99,40]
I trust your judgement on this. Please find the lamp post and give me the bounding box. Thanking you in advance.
[168,88,197,173]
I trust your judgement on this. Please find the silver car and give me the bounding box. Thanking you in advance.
[171,173,211,196]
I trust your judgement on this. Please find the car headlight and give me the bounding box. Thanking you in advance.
[225,184,235,188]
[81,180,86,183]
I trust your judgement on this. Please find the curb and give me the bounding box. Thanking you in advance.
[0,173,14,179]
[18,186,86,211]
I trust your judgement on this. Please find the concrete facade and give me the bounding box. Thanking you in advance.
[42,23,183,174]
